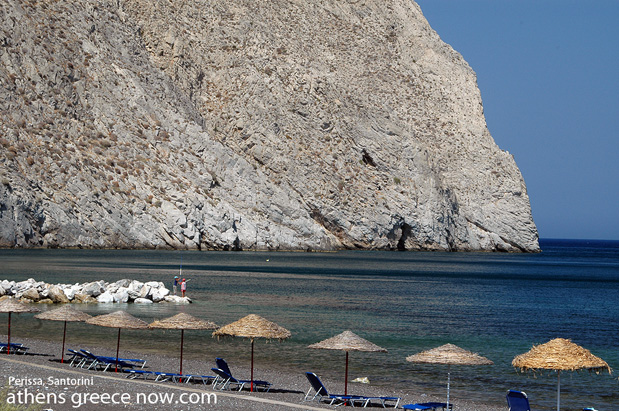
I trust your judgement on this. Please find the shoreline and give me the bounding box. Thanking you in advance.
[0,245,539,253]
[0,335,506,410]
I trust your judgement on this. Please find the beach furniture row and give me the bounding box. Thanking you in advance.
[125,357,273,392]
[65,351,271,391]
[44,346,602,410]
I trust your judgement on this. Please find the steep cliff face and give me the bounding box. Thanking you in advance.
[0,0,539,251]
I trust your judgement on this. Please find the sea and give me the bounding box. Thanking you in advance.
[1,238,618,410]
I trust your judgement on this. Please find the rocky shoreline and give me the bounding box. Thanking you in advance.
[0,278,191,304]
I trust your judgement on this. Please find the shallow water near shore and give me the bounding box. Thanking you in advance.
[1,239,618,410]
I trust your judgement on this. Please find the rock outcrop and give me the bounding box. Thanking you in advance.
[0,0,539,252]
[1,278,190,304]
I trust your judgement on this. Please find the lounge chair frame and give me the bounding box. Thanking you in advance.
[154,372,182,382]
[66,349,95,368]
[124,370,155,380]
[183,374,216,385]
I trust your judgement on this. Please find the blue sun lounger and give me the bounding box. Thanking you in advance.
[216,358,232,376]
[402,403,452,410]
[304,372,364,407]
[211,368,271,392]
[213,358,272,392]
[506,390,531,411]
[80,350,135,372]
[304,372,400,408]
[214,358,232,387]
[96,355,146,368]
[0,343,29,355]
[124,369,215,384]
[80,349,145,368]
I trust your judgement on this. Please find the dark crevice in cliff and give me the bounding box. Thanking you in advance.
[310,208,345,240]
[361,149,377,167]
[397,223,412,251]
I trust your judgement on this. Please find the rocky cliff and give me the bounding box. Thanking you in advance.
[0,0,539,252]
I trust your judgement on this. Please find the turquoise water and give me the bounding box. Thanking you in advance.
[1,239,618,410]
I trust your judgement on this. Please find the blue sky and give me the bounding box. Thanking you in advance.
[415,0,619,241]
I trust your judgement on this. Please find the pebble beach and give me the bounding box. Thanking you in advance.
[0,336,505,410]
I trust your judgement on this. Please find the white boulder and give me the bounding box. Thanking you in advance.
[113,287,129,303]
[150,289,165,302]
[128,280,144,292]
[63,286,78,300]
[48,285,70,303]
[82,281,105,297]
[139,285,151,299]
[163,295,192,304]
[96,291,115,303]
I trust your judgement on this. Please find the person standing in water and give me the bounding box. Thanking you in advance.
[180,278,188,297]
[173,276,180,295]
[174,255,184,295]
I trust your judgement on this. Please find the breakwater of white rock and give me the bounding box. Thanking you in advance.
[0,278,191,304]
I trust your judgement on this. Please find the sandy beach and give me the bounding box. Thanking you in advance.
[0,335,507,410]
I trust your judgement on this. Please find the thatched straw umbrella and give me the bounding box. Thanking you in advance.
[406,343,493,408]
[308,330,387,396]
[149,313,218,379]
[512,338,611,411]
[0,297,40,354]
[213,314,291,392]
[35,305,91,363]
[86,311,149,372]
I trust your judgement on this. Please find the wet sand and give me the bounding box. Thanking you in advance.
[0,335,505,410]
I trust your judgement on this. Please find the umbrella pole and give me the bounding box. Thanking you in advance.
[250,339,254,392]
[179,329,184,382]
[446,364,451,409]
[557,370,561,411]
[345,351,349,396]
[115,328,121,373]
[6,312,11,355]
[61,320,67,363]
